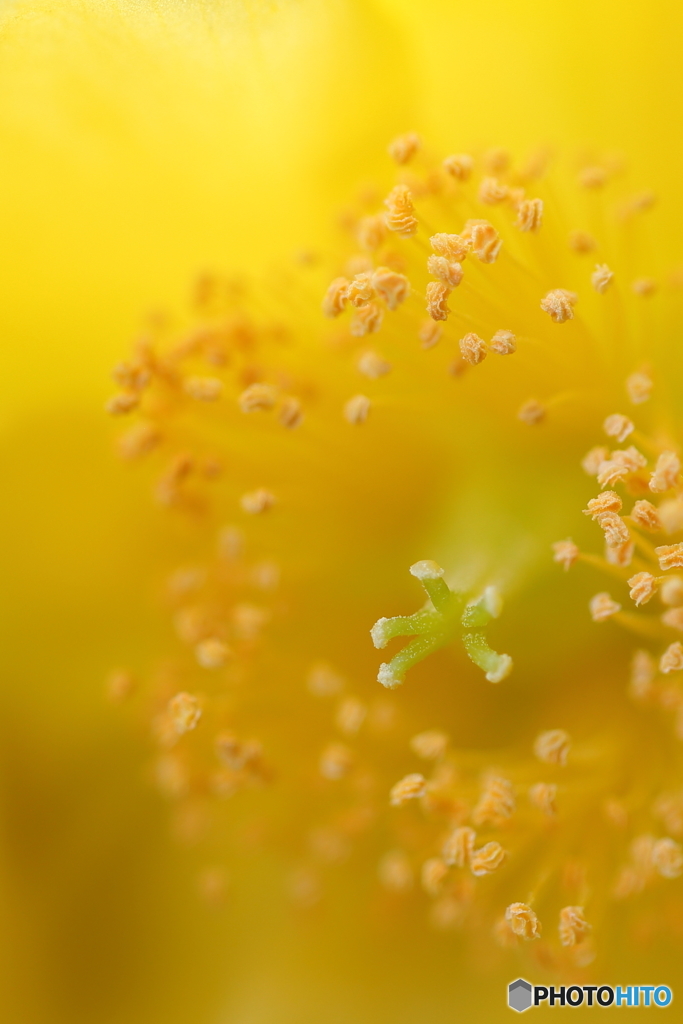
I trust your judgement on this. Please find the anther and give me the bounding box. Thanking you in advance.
[591,263,614,293]
[372,267,410,310]
[552,539,579,570]
[196,638,231,669]
[559,906,591,946]
[442,154,474,180]
[238,383,277,413]
[430,233,470,261]
[471,842,507,876]
[168,692,202,735]
[322,277,349,318]
[344,394,371,425]
[583,492,622,518]
[320,742,354,780]
[650,451,680,493]
[426,255,463,288]
[515,198,543,232]
[632,278,657,297]
[419,320,442,349]
[345,272,375,307]
[384,185,418,236]
[529,782,557,816]
[356,215,387,251]
[389,773,427,806]
[656,544,683,571]
[462,219,502,263]
[626,370,653,404]
[661,578,683,606]
[569,230,597,254]
[473,774,515,826]
[652,838,683,879]
[350,302,383,336]
[106,392,139,415]
[459,333,487,366]
[421,858,449,895]
[660,642,683,674]
[426,281,451,321]
[603,414,634,443]
[540,289,576,323]
[184,376,223,401]
[589,592,621,621]
[517,399,546,425]
[534,729,571,766]
[442,826,476,868]
[410,730,449,760]
[378,851,414,892]
[489,330,516,354]
[579,166,607,188]
[240,488,275,514]
[478,177,508,204]
[628,572,659,607]
[582,446,610,476]
[358,350,392,379]
[388,132,420,165]
[278,396,303,429]
[505,903,542,940]
[630,649,656,700]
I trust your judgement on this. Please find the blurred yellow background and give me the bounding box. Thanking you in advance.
[1,0,683,1020]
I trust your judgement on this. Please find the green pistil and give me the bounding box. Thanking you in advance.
[371,560,512,689]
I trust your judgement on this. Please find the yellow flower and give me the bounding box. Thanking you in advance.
[4,1,683,1022]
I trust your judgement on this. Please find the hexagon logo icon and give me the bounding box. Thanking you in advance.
[508,978,533,1012]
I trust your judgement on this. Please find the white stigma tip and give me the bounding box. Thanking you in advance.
[409,560,445,581]
[486,654,513,683]
[370,618,390,650]
[378,663,403,689]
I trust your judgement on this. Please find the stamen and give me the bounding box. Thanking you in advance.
[533,729,571,766]
[106,392,139,415]
[336,696,367,736]
[632,278,657,297]
[579,166,607,188]
[661,578,683,605]
[356,215,387,251]
[278,396,303,429]
[505,903,542,940]
[630,649,656,699]
[184,376,223,401]
[591,263,614,293]
[582,446,610,476]
[320,742,354,780]
[378,850,414,892]
[596,511,630,547]
[345,272,375,307]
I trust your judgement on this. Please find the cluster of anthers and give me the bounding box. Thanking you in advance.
[105,131,682,965]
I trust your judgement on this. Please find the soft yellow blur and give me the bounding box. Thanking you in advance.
[2,1,683,1022]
